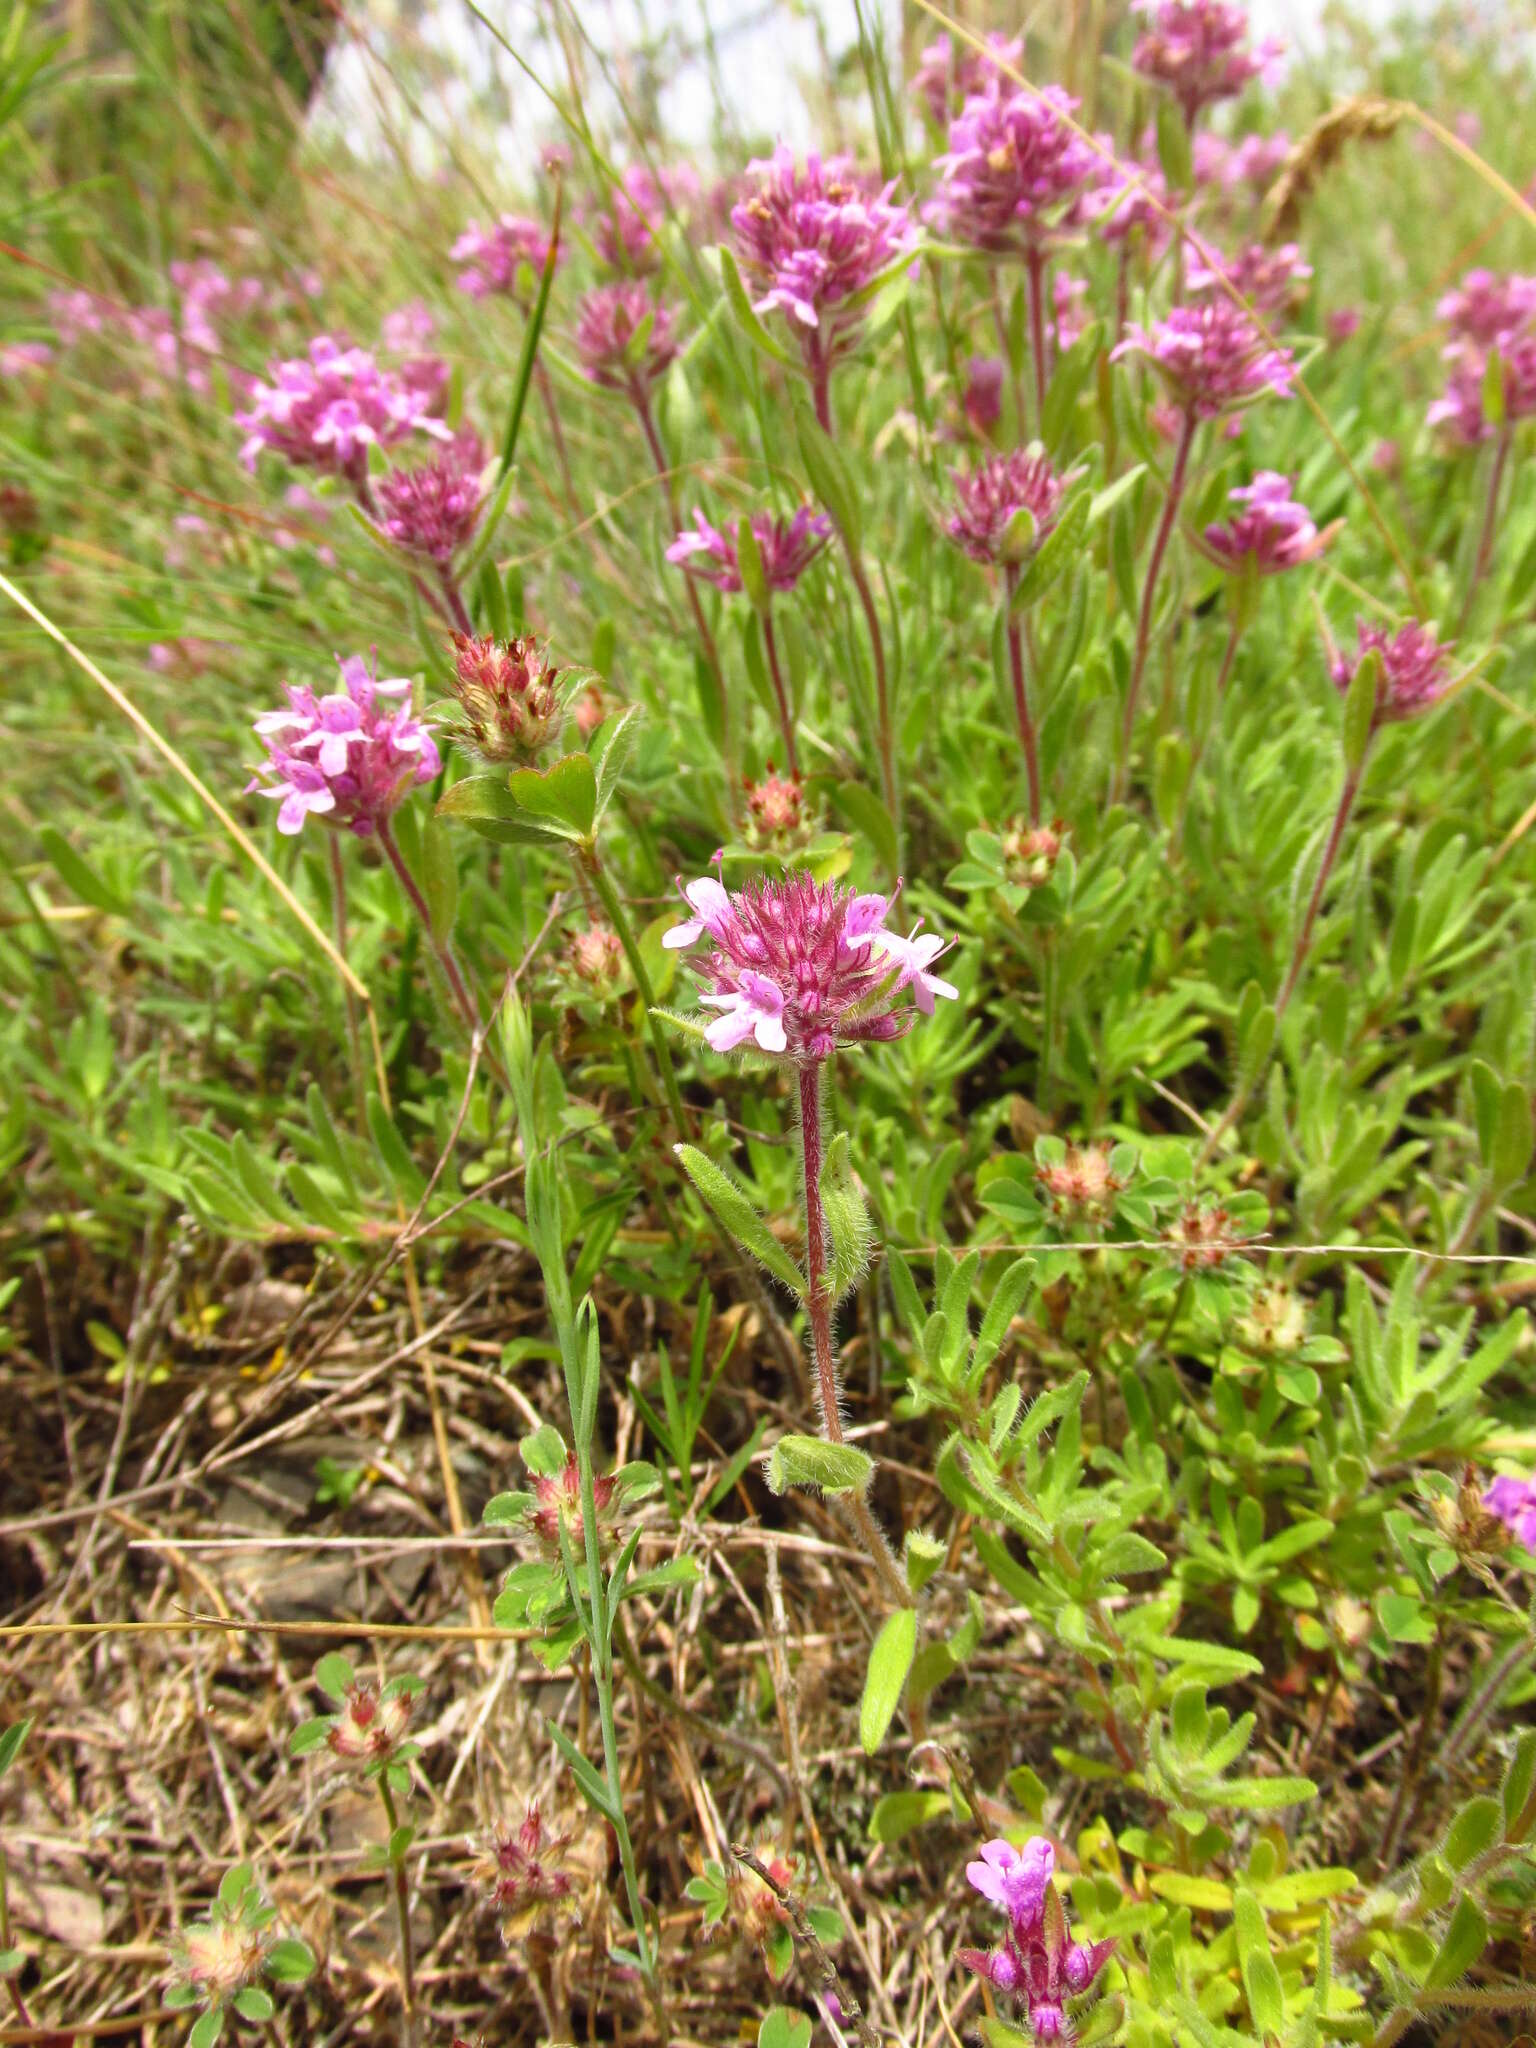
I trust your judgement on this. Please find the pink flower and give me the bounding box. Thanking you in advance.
[1187,238,1312,316]
[236,336,448,485]
[963,354,1005,433]
[666,506,831,594]
[1328,307,1361,344]
[0,340,53,380]
[247,652,440,836]
[1201,471,1327,574]
[1112,300,1294,418]
[1087,150,1172,254]
[1222,129,1291,192]
[1329,619,1453,725]
[376,432,489,564]
[911,31,1023,128]
[965,1838,1055,1934]
[1131,1,1283,127]
[327,1680,414,1765]
[931,87,1098,254]
[592,163,700,274]
[1436,269,1536,347]
[869,926,960,1013]
[1485,1473,1536,1550]
[1053,272,1089,350]
[452,215,556,299]
[473,1804,575,1929]
[48,287,107,343]
[945,450,1074,566]
[731,147,916,365]
[574,282,680,391]
[663,872,956,1064]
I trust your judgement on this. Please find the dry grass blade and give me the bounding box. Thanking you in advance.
[1261,98,1406,243]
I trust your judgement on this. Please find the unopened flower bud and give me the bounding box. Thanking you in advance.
[328,1680,414,1765]
[1037,1141,1125,1219]
[528,1452,619,1554]
[567,923,627,997]
[1002,818,1063,886]
[448,633,563,763]
[473,1802,575,1937]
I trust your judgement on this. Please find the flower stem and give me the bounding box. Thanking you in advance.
[437,564,474,637]
[1117,405,1196,801]
[582,849,690,1140]
[328,835,369,1140]
[1459,423,1512,637]
[377,1775,417,2040]
[1002,564,1043,825]
[809,337,834,434]
[761,610,801,779]
[797,1064,910,1612]
[376,816,482,1044]
[838,532,899,838]
[1024,243,1050,432]
[1179,612,1244,837]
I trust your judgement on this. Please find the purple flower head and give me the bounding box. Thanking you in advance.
[966,1838,1055,1936]
[592,163,700,274]
[452,215,557,300]
[575,282,680,391]
[1132,1,1283,127]
[1202,471,1327,575]
[1437,269,1536,349]
[662,871,956,1063]
[963,354,1005,433]
[931,87,1098,254]
[1223,129,1292,193]
[1329,619,1453,725]
[376,432,488,565]
[945,450,1074,567]
[1187,238,1312,316]
[666,505,831,594]
[247,652,440,837]
[911,31,1023,128]
[957,1944,1026,1993]
[1429,326,1536,445]
[1086,150,1172,255]
[1111,299,1294,419]
[236,335,448,486]
[1485,1473,1536,1550]
[731,148,916,364]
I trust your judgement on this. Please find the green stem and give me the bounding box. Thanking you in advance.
[1117,406,1196,803]
[376,816,480,1041]
[376,1776,417,2038]
[582,850,689,1139]
[1002,565,1043,824]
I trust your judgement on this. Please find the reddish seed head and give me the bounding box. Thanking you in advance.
[172,1917,269,1999]
[1002,818,1064,885]
[447,633,563,763]
[1328,619,1453,725]
[945,449,1073,566]
[474,1802,575,1934]
[327,1680,414,1764]
[575,281,680,391]
[728,1841,796,1944]
[567,923,626,995]
[1036,1141,1125,1217]
[1166,1198,1238,1270]
[744,767,806,845]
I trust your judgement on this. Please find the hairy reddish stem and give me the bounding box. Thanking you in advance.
[1003,563,1043,825]
[1024,243,1049,431]
[761,610,802,779]
[1118,406,1196,800]
[1459,424,1512,636]
[377,816,481,1043]
[1275,761,1364,1019]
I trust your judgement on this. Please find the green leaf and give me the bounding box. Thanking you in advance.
[1220,1775,1318,1812]
[757,2007,813,2048]
[0,1948,23,1979]
[1424,1893,1489,1989]
[314,1653,354,1703]
[765,1434,873,1498]
[288,1717,333,1758]
[673,1145,805,1296]
[232,1988,275,2023]
[436,773,565,847]
[830,778,899,875]
[860,1606,918,1754]
[717,243,796,367]
[497,182,562,478]
[1139,1634,1264,1681]
[795,403,862,551]
[1147,1870,1233,1911]
[188,2009,225,2048]
[0,1720,31,1778]
[821,1132,873,1305]
[1442,1795,1503,1871]
[904,1529,947,1595]
[1341,648,1380,772]
[265,1937,315,1984]
[592,704,643,825]
[39,826,128,915]
[1233,1888,1285,2035]
[868,1788,951,1843]
[546,1718,621,1826]
[506,752,598,841]
[217,1862,254,1912]
[1155,94,1193,191]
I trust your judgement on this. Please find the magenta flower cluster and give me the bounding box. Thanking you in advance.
[666,506,831,594]
[236,336,448,485]
[1202,471,1327,575]
[1330,619,1453,725]
[1131,0,1282,127]
[1086,150,1172,256]
[1112,299,1295,419]
[663,873,957,1061]
[575,282,680,391]
[731,148,916,355]
[1428,268,1536,444]
[1187,238,1312,316]
[958,1838,1114,2043]
[1486,1472,1536,1550]
[945,450,1073,567]
[248,653,440,837]
[593,163,700,274]
[375,432,488,565]
[932,86,1098,254]
[451,215,556,299]
[911,31,1023,129]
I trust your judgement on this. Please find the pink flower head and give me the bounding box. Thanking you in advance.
[1429,322,1536,445]
[236,335,448,485]
[575,281,680,391]
[731,147,916,366]
[327,1679,414,1765]
[247,652,440,837]
[1485,1473,1536,1550]
[868,925,959,1014]
[452,215,557,299]
[966,1837,1055,1935]
[48,287,107,344]
[1328,307,1361,345]
[911,31,1023,128]
[1053,272,1089,351]
[474,1804,574,1929]
[1223,129,1292,193]
[1086,150,1172,255]
[529,1452,619,1551]
[963,354,1005,433]
[1131,1,1283,127]
[1437,269,1536,349]
[1329,618,1453,725]
[663,872,956,1063]
[931,87,1098,254]
[1188,238,1312,316]
[1111,299,1294,418]
[945,449,1074,566]
[1202,471,1327,574]
[593,162,699,274]
[666,505,831,595]
[376,432,488,564]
